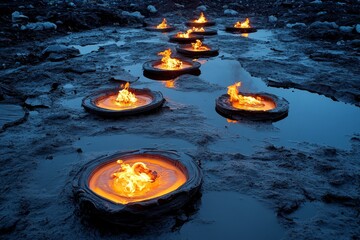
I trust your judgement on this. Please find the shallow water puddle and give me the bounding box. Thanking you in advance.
[178,191,284,239]
[71,40,126,55]
[123,57,360,152]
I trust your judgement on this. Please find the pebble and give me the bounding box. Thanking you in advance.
[309,21,338,29]
[339,26,353,33]
[197,5,207,12]
[268,15,278,23]
[286,22,307,28]
[356,24,360,34]
[147,5,157,13]
[224,9,238,16]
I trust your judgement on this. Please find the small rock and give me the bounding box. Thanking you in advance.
[224,9,238,16]
[147,5,157,13]
[122,11,144,20]
[68,2,76,7]
[25,95,52,108]
[174,3,184,8]
[339,26,354,33]
[197,5,207,12]
[268,15,278,23]
[63,83,74,90]
[355,24,360,34]
[316,11,327,16]
[309,21,338,29]
[11,11,29,23]
[22,22,57,31]
[310,0,322,4]
[42,44,79,61]
[286,22,307,28]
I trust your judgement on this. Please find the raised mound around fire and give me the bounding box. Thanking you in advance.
[169,34,204,44]
[216,92,289,121]
[82,87,164,117]
[73,150,203,226]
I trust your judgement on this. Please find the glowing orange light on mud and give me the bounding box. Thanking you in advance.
[191,39,210,51]
[156,18,168,29]
[158,49,183,69]
[234,18,251,28]
[194,12,207,23]
[227,82,275,111]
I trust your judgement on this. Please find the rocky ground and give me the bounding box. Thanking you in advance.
[0,0,360,239]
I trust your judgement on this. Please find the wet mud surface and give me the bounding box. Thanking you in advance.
[1,16,360,239]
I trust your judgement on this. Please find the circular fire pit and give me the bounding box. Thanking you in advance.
[169,33,204,44]
[82,84,164,117]
[225,18,257,33]
[145,18,175,32]
[185,12,215,27]
[176,40,219,57]
[73,150,203,226]
[190,27,217,36]
[143,49,201,80]
[215,82,289,121]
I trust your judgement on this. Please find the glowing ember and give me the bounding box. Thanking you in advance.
[234,18,251,28]
[112,160,157,197]
[158,49,183,69]
[116,82,137,104]
[164,80,176,88]
[156,18,168,29]
[192,27,205,32]
[191,39,210,51]
[194,12,207,23]
[176,29,193,38]
[89,156,187,204]
[227,82,275,111]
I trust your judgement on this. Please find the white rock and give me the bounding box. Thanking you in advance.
[286,23,307,28]
[309,21,338,29]
[339,26,353,33]
[68,2,76,7]
[63,83,75,90]
[147,5,157,13]
[356,24,360,33]
[23,22,57,31]
[316,11,327,16]
[311,0,322,3]
[122,11,144,19]
[224,9,238,16]
[12,11,29,23]
[197,5,207,12]
[268,15,278,23]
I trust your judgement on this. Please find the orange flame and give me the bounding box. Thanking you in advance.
[227,82,265,108]
[194,12,207,23]
[176,29,193,38]
[191,39,210,50]
[192,27,205,32]
[158,49,183,69]
[112,160,158,197]
[234,18,251,28]
[116,82,137,104]
[156,18,168,29]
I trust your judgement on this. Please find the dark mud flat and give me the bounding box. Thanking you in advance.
[1,14,360,240]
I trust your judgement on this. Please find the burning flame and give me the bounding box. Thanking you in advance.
[116,82,137,104]
[112,160,158,197]
[158,49,183,69]
[227,82,265,108]
[156,18,168,29]
[191,39,210,50]
[192,27,205,32]
[194,12,207,23]
[176,29,193,38]
[234,18,251,28]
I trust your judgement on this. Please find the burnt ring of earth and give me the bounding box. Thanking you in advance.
[73,150,203,226]
[185,21,216,27]
[143,59,201,80]
[225,26,258,33]
[82,88,165,117]
[215,92,289,121]
[176,44,219,57]
[145,26,176,32]
[191,29,218,36]
[169,34,204,44]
